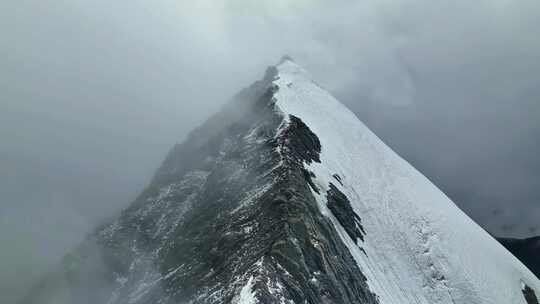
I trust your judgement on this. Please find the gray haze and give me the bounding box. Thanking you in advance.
[1,0,539,303]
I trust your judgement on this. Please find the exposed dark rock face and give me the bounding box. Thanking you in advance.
[21,65,379,304]
[277,115,321,164]
[523,284,540,304]
[268,115,377,303]
[498,236,540,279]
[326,183,365,244]
[332,174,343,186]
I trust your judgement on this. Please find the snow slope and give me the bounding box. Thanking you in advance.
[273,59,540,304]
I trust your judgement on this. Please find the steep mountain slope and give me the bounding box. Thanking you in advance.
[22,58,540,304]
[273,59,540,304]
[499,237,540,279]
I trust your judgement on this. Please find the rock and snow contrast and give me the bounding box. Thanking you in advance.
[499,236,540,280]
[21,58,540,304]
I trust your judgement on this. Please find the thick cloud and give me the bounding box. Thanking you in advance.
[1,0,539,302]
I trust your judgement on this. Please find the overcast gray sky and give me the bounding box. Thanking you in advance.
[1,1,539,303]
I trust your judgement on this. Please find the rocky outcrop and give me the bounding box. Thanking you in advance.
[523,284,540,304]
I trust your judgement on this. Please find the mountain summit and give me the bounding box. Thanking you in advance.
[23,59,540,304]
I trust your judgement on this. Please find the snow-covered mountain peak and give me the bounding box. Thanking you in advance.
[21,60,540,304]
[275,58,313,83]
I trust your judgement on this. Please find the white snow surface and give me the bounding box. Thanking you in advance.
[273,59,540,304]
[235,276,257,304]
